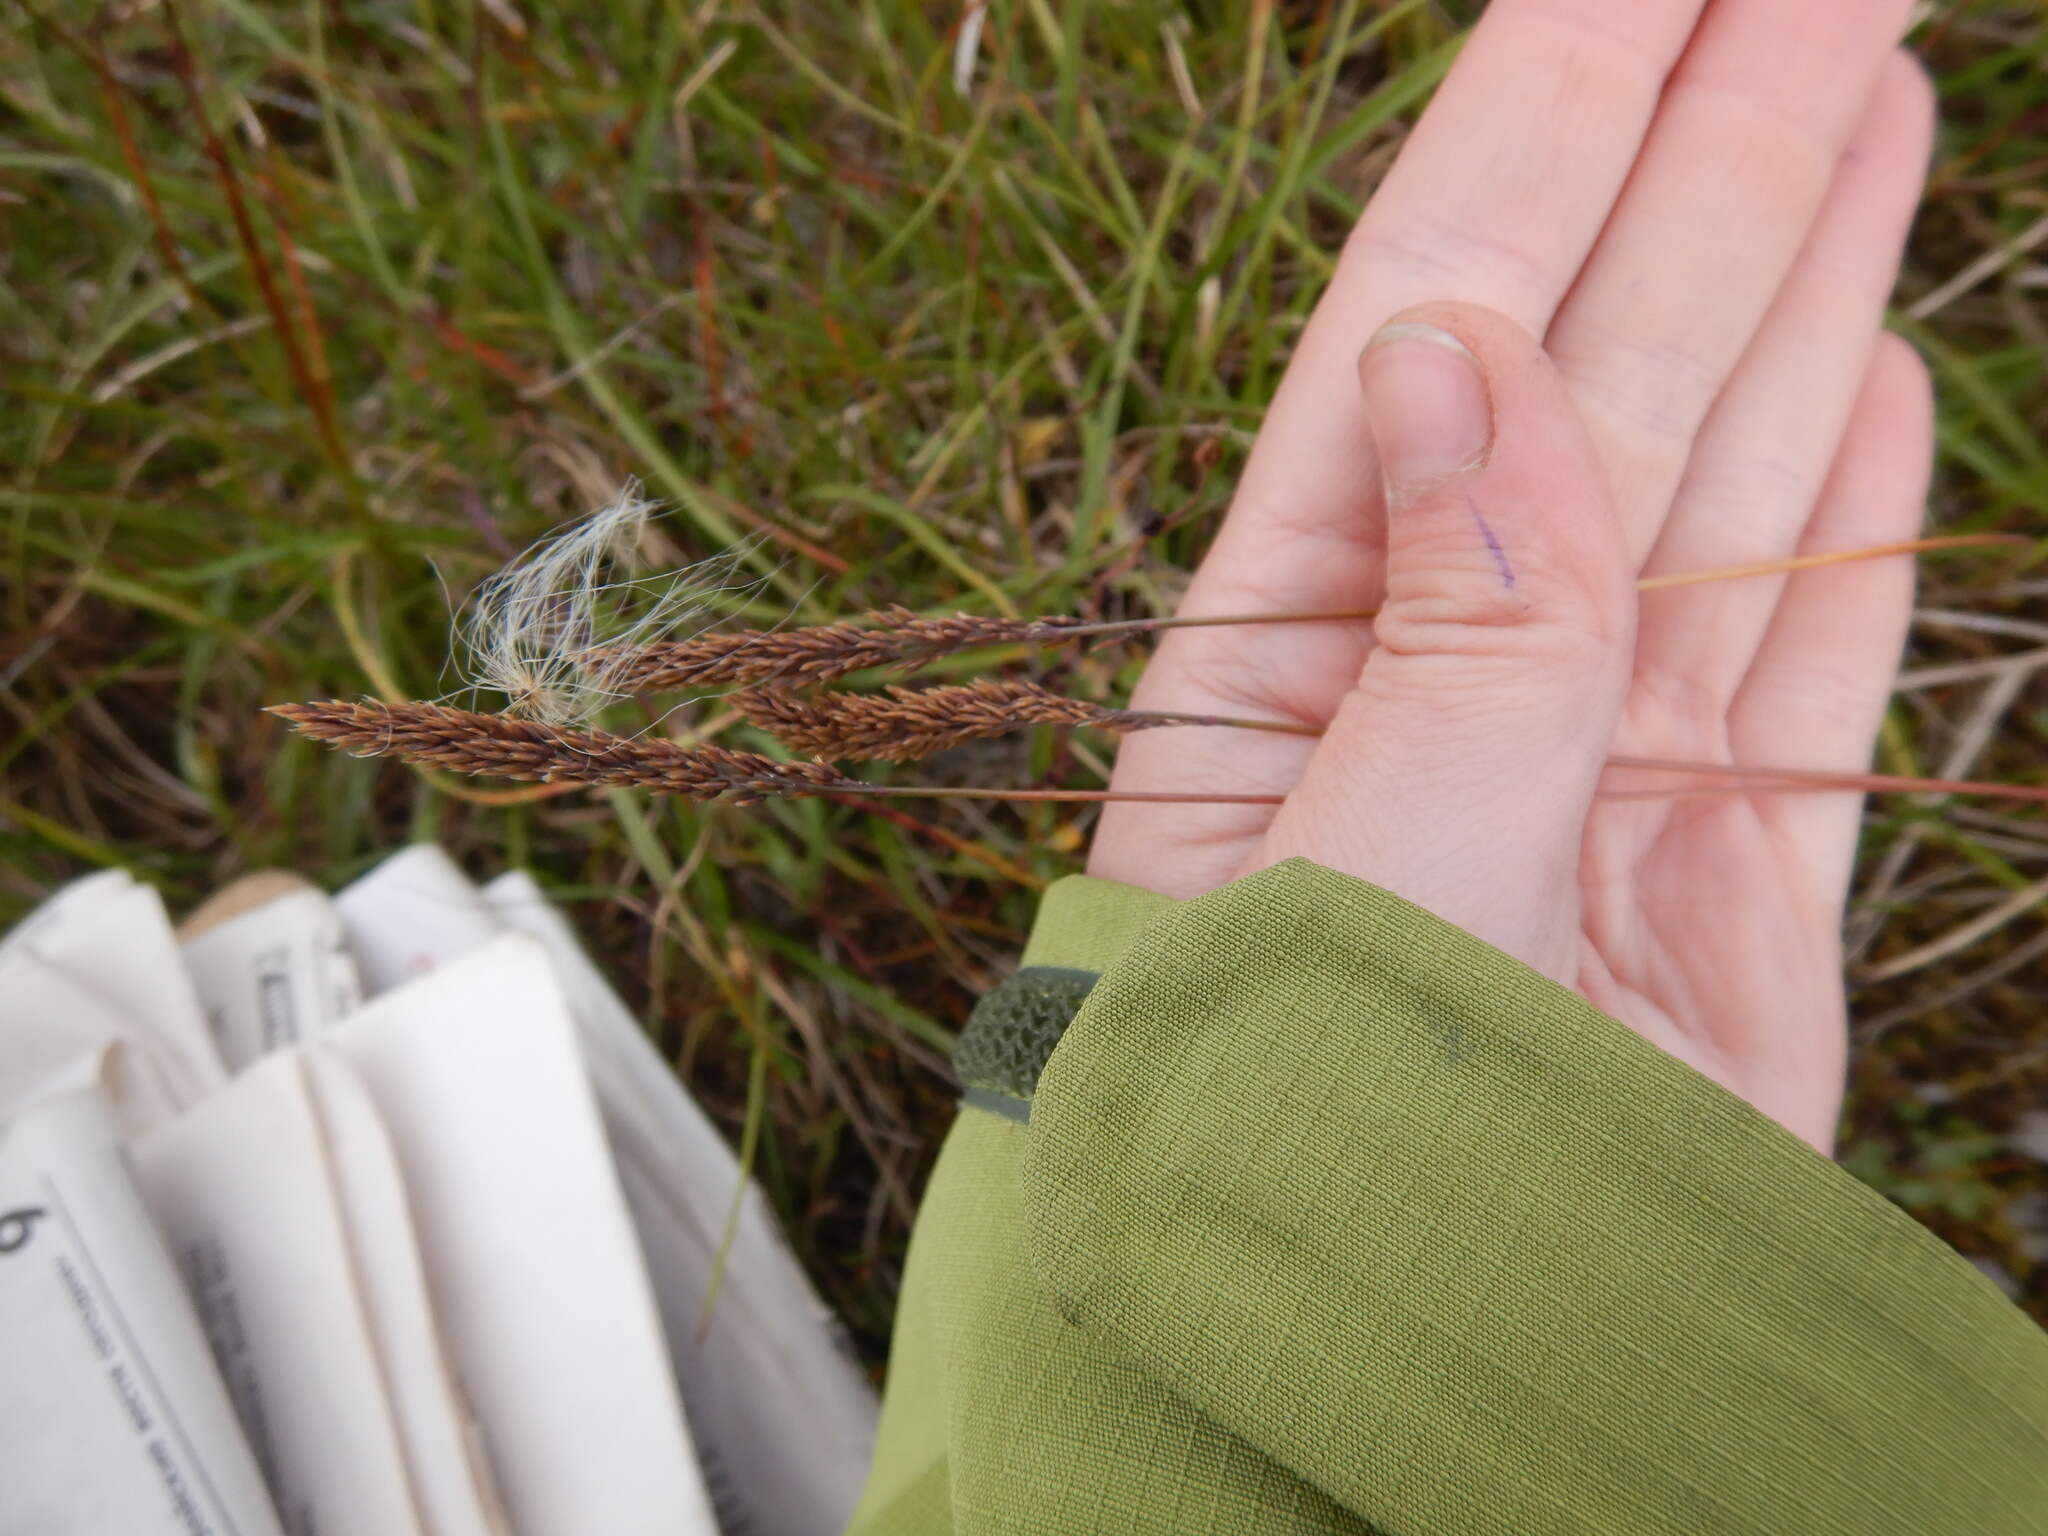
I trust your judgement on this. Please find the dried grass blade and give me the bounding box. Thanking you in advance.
[1633,534,2027,591]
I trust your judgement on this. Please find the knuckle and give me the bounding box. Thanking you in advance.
[1376,500,1630,667]
[1671,456,1820,551]
[1867,331,1933,419]
[1630,663,1733,742]
[1880,49,1938,144]
[1550,325,1725,449]
[1136,630,1328,725]
[1667,75,1838,218]
[1374,590,1617,679]
[1340,214,1557,322]
[1740,659,1887,739]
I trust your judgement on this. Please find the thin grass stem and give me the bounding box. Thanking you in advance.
[603,534,2023,691]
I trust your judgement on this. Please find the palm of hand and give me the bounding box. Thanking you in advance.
[1088,0,1935,1152]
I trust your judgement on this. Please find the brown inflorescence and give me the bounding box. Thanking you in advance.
[732,680,1159,762]
[590,607,1093,692]
[268,699,848,804]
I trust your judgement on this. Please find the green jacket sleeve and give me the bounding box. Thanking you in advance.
[848,859,2048,1536]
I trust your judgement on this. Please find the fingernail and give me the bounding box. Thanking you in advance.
[1359,322,1493,506]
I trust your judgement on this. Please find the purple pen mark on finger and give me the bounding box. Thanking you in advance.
[1464,494,1517,589]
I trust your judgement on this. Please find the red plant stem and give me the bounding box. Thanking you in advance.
[1598,785,1837,803]
[255,148,342,454]
[845,748,2048,807]
[832,785,1284,805]
[1062,607,1374,640]
[825,761,2048,808]
[92,49,212,322]
[161,0,351,474]
[1604,756,2048,803]
[1139,708,1321,737]
[1052,534,2026,642]
[1124,711,2048,805]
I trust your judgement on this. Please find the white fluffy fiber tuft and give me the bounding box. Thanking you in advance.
[453,482,759,725]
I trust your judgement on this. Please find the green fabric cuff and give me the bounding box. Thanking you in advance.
[1019,874,1182,972]
[953,876,1182,1118]
[1024,858,2048,1535]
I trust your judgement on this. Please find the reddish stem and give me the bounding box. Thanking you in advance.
[1056,534,2024,642]
[826,756,2048,810]
[1604,755,2048,804]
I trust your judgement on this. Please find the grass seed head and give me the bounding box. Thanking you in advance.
[270,698,846,803]
[732,680,1150,761]
[592,608,1091,692]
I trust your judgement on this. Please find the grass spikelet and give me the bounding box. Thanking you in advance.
[734,680,1318,761]
[454,482,763,724]
[268,697,1297,806]
[590,607,1093,691]
[734,681,1127,760]
[270,699,846,804]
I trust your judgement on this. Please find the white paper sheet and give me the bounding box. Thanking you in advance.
[179,875,362,1071]
[333,846,503,996]
[0,945,191,1136]
[130,1053,427,1536]
[1,872,225,1106]
[329,934,717,1535]
[0,1091,283,1536]
[484,871,879,1536]
[0,869,130,957]
[298,1050,510,1536]
[336,845,881,1532]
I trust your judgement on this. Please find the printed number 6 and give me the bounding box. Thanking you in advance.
[0,1207,46,1255]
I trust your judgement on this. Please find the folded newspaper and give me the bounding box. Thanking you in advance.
[0,846,878,1536]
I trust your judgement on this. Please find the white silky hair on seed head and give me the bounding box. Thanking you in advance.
[454,481,763,726]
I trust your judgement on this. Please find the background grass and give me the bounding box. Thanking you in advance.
[3,0,2046,1352]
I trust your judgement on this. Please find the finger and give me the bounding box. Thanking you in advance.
[1343,0,1707,320]
[1173,0,1707,621]
[1729,333,1934,900]
[1633,52,1934,710]
[1543,0,1918,562]
[1090,0,1709,893]
[1256,303,1635,983]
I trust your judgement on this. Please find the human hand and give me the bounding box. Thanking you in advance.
[1088,0,1936,1153]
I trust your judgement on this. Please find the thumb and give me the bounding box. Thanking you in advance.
[1254,302,1635,981]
